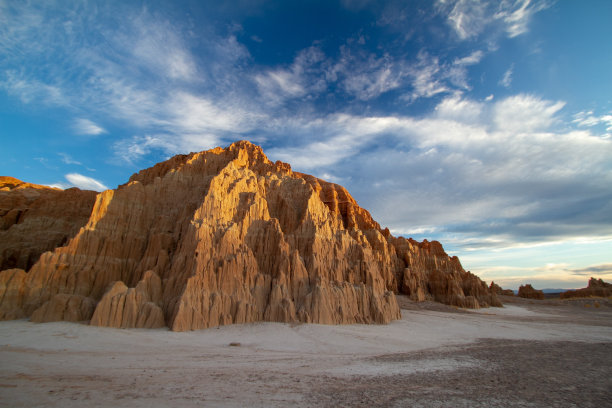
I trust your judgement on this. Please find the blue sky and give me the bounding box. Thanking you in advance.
[1,0,611,289]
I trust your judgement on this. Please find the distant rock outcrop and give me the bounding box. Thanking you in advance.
[490,281,515,296]
[560,278,612,299]
[0,177,97,271]
[518,284,545,300]
[0,141,500,330]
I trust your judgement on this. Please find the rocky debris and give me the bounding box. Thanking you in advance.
[560,278,612,299]
[0,177,97,271]
[518,284,545,300]
[490,281,515,296]
[0,141,500,330]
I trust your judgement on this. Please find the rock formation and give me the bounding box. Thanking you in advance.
[518,284,545,300]
[0,141,500,330]
[560,278,612,299]
[0,177,97,271]
[490,281,515,296]
[392,237,501,308]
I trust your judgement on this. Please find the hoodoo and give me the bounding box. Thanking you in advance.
[0,141,500,330]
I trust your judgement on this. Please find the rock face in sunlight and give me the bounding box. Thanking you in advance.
[0,177,97,272]
[560,278,612,299]
[518,284,545,300]
[0,141,500,330]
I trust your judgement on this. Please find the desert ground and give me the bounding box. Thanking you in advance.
[1,295,611,408]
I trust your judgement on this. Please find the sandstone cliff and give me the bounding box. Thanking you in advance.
[0,177,97,271]
[0,141,499,330]
[518,284,545,300]
[560,278,612,299]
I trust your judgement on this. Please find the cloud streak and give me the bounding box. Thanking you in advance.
[73,119,107,136]
[437,0,551,40]
[65,173,108,191]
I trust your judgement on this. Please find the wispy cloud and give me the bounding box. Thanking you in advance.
[437,0,551,40]
[499,64,514,88]
[65,173,108,191]
[0,2,261,165]
[73,118,107,136]
[255,46,327,104]
[493,93,565,132]
[570,263,612,277]
[58,153,82,165]
[331,46,405,101]
[404,51,449,101]
[573,110,612,135]
[0,70,65,105]
[453,50,484,66]
[128,15,198,82]
[497,0,552,38]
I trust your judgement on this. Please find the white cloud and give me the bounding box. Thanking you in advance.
[453,50,484,66]
[254,46,326,104]
[129,17,198,81]
[0,70,65,105]
[46,182,71,190]
[266,114,403,170]
[443,0,490,40]
[168,92,258,134]
[493,94,565,132]
[499,65,514,88]
[333,47,405,100]
[573,110,612,133]
[404,51,449,101]
[434,94,483,122]
[73,118,107,136]
[1,2,255,163]
[437,0,551,40]
[58,153,82,165]
[255,69,307,100]
[65,173,108,191]
[341,63,400,101]
[497,0,551,38]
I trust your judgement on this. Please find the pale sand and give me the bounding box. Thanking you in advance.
[1,296,611,407]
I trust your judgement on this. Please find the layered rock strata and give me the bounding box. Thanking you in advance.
[0,141,500,330]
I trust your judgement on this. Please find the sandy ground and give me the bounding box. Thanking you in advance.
[1,296,611,407]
